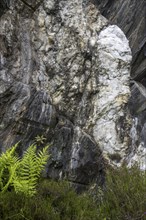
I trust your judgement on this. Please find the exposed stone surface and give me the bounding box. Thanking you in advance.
[93,25,131,165]
[128,81,146,170]
[0,0,132,188]
[95,0,146,169]
[0,0,10,17]
[96,0,146,80]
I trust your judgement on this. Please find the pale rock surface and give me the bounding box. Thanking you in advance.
[93,25,132,165]
[96,0,146,171]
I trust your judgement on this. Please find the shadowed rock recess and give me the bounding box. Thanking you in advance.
[1,0,144,189]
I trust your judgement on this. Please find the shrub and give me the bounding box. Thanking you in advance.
[0,190,59,220]
[1,143,146,220]
[37,179,99,220]
[0,179,98,220]
[98,165,146,220]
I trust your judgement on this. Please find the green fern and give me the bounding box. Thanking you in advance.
[35,145,49,177]
[0,143,20,193]
[14,144,49,196]
[0,143,50,197]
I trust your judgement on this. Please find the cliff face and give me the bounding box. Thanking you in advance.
[96,0,146,80]
[96,0,146,169]
[0,0,144,188]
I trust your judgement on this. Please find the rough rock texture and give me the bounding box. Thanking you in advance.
[96,0,146,80]
[0,0,10,17]
[0,0,132,188]
[95,0,146,169]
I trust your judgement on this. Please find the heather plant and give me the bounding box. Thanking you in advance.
[0,179,98,220]
[98,165,146,220]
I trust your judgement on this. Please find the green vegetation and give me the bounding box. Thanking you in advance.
[0,143,49,196]
[0,180,98,220]
[98,165,146,220]
[0,144,146,220]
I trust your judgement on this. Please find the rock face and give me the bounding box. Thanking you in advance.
[0,0,133,188]
[96,0,146,80]
[95,0,146,169]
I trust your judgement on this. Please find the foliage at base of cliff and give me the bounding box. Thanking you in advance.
[99,165,146,220]
[0,165,146,220]
[0,180,98,220]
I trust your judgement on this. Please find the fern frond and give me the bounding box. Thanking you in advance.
[14,144,50,197]
[1,160,20,193]
[35,145,50,177]
[0,143,20,192]
[0,142,19,166]
[0,143,50,197]
[13,179,37,196]
[14,144,37,196]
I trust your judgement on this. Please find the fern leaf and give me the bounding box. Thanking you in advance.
[0,143,20,192]
[13,179,37,196]
[1,160,19,193]
[32,145,50,180]
[0,143,50,197]
[14,144,38,196]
